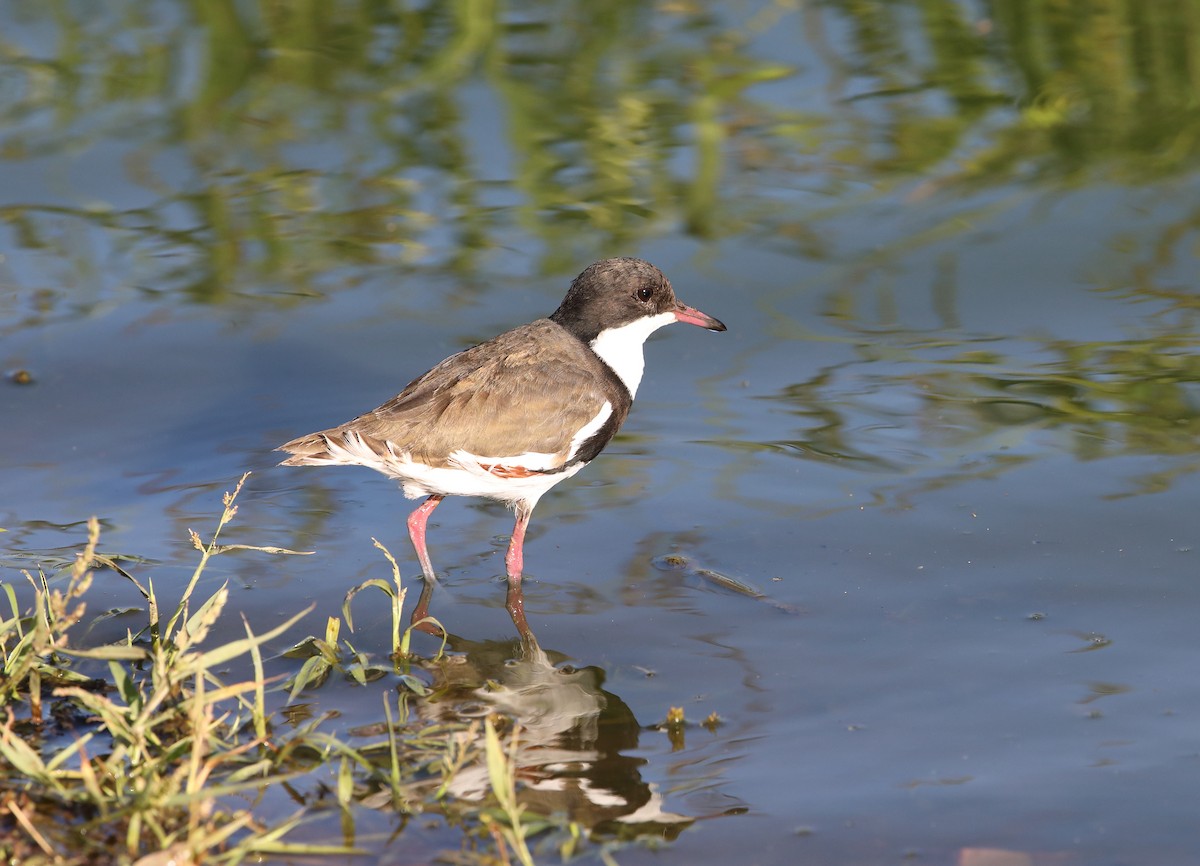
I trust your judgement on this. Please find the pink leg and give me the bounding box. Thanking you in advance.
[407,494,443,581]
[504,502,532,582]
[504,502,535,641]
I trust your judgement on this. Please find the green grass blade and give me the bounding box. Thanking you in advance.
[194,604,312,671]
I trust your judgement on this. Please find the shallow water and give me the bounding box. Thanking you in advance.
[5,2,1200,864]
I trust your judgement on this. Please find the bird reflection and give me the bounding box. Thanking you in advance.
[408,573,534,647]
[406,578,693,839]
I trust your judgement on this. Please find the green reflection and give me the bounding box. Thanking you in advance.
[7,1,1200,298]
[0,0,795,309]
[6,0,1200,495]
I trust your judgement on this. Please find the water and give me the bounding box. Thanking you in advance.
[4,2,1200,863]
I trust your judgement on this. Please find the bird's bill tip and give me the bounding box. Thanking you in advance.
[674,302,727,332]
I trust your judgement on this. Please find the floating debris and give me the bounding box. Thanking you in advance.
[652,553,801,614]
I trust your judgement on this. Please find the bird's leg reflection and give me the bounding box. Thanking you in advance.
[408,577,444,637]
[505,576,535,648]
[406,564,536,649]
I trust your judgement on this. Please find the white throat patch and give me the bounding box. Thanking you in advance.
[589,311,676,397]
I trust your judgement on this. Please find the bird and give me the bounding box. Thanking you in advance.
[277,257,726,631]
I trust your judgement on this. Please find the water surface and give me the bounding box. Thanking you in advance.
[4,2,1200,864]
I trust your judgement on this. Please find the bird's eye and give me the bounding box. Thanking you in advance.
[636,286,654,302]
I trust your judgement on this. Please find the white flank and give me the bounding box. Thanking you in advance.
[567,400,613,461]
[588,311,676,397]
[420,454,587,508]
[312,430,586,510]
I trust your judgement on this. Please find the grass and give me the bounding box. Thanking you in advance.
[0,475,601,866]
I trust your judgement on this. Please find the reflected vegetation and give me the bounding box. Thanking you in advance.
[742,327,1200,501]
[924,336,1200,492]
[816,0,1200,186]
[11,0,1200,300]
[0,0,797,311]
[6,0,1200,499]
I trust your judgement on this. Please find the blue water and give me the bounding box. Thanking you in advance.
[4,2,1200,863]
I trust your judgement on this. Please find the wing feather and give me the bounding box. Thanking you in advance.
[279,319,628,470]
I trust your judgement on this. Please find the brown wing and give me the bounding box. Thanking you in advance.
[282,319,628,468]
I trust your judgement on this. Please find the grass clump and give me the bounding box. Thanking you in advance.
[0,476,606,866]
[0,475,349,865]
